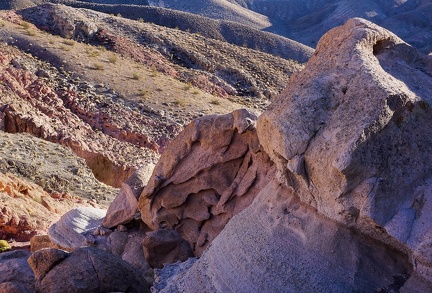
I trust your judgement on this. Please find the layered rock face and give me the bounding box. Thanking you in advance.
[158,18,432,291]
[138,109,276,255]
[0,172,100,242]
[0,41,173,187]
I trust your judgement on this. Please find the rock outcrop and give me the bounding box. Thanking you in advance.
[28,246,150,293]
[156,18,432,291]
[0,39,170,187]
[0,171,99,242]
[138,109,276,255]
[258,17,432,286]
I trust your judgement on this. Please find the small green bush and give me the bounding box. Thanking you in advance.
[132,72,141,80]
[210,99,221,105]
[0,240,11,252]
[108,54,118,64]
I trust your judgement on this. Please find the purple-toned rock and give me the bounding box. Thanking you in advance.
[28,247,149,293]
[143,229,193,269]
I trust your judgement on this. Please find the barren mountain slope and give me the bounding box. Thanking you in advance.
[148,0,271,30]
[226,0,432,53]
[0,0,41,10]
[12,0,431,53]
[0,4,304,190]
[17,4,304,101]
[37,0,313,62]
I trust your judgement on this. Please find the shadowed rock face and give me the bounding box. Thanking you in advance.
[28,246,150,293]
[161,179,413,292]
[0,250,34,292]
[138,109,276,255]
[157,18,432,291]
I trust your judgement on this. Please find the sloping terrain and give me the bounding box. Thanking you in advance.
[34,0,313,62]
[5,0,431,53]
[16,4,303,101]
[148,0,271,30]
[0,132,114,243]
[0,3,302,245]
[188,0,432,53]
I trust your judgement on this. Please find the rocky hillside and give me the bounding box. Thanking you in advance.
[18,4,304,100]
[1,1,432,293]
[149,0,432,53]
[0,1,302,248]
[37,0,314,62]
[7,0,431,54]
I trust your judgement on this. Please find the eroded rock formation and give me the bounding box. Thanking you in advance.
[155,18,432,291]
[102,164,154,229]
[138,109,276,255]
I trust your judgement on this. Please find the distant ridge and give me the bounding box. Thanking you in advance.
[183,0,432,53]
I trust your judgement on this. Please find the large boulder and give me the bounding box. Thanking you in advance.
[102,164,155,229]
[0,250,34,293]
[258,17,432,284]
[160,18,432,291]
[138,109,276,255]
[28,246,150,293]
[48,207,106,251]
[107,229,154,285]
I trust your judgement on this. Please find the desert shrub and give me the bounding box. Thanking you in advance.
[138,89,149,99]
[174,99,185,107]
[210,99,221,105]
[132,72,141,80]
[108,54,118,64]
[62,39,75,46]
[0,240,10,252]
[26,29,36,36]
[183,82,192,91]
[19,21,30,29]
[150,65,159,77]
[93,63,104,70]
[59,45,70,51]
[87,50,100,57]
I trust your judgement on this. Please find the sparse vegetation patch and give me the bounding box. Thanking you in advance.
[93,63,104,70]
